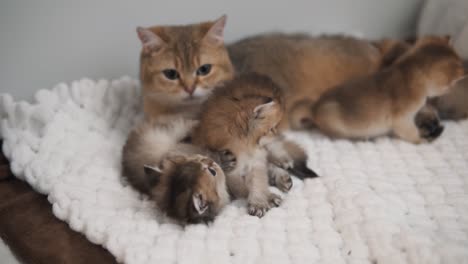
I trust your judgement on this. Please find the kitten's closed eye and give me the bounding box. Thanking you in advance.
[208,167,217,176]
[197,64,212,76]
[162,69,179,80]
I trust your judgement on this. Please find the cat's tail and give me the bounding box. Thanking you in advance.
[282,140,319,179]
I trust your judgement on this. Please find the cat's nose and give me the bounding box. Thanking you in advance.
[184,85,196,95]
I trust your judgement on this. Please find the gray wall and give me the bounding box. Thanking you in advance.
[0,0,423,101]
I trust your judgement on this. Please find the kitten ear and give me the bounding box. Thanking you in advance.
[143,165,162,186]
[192,193,208,215]
[253,99,275,119]
[204,14,227,46]
[136,27,164,54]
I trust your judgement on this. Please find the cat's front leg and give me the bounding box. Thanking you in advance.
[393,117,426,144]
[246,162,282,218]
[415,104,444,142]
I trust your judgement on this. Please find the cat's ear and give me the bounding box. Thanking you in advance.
[253,98,275,119]
[192,193,208,215]
[143,165,162,186]
[204,14,227,46]
[136,27,164,54]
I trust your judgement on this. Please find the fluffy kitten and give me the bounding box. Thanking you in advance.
[137,15,234,121]
[373,37,468,128]
[309,36,465,143]
[122,117,230,223]
[192,73,317,217]
[369,37,445,139]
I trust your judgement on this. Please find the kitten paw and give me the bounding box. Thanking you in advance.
[268,164,293,192]
[415,106,444,142]
[419,122,444,142]
[218,150,236,172]
[268,193,283,208]
[247,203,269,218]
[275,171,293,192]
[273,156,294,170]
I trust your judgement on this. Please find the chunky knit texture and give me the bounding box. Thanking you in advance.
[1,77,468,264]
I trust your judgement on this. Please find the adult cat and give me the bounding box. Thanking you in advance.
[137,15,234,121]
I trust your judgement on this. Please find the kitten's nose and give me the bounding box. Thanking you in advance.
[184,85,196,95]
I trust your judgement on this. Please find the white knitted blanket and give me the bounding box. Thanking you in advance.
[1,77,468,264]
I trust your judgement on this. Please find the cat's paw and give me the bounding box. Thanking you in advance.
[247,201,270,218]
[268,165,293,192]
[273,156,294,170]
[218,150,236,172]
[268,193,283,208]
[275,170,293,192]
[419,121,444,142]
[415,107,444,142]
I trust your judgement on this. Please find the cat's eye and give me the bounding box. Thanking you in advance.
[162,69,179,80]
[196,64,212,76]
[208,167,217,176]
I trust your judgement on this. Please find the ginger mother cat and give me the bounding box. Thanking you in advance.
[137,15,234,121]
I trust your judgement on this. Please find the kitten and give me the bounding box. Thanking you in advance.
[192,73,317,217]
[364,37,445,140]
[294,37,454,139]
[373,37,468,132]
[121,117,230,224]
[137,15,234,121]
[308,36,465,143]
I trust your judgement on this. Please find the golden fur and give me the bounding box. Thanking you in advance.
[373,38,412,69]
[121,118,229,223]
[228,34,382,129]
[372,37,468,125]
[192,73,286,217]
[309,36,465,143]
[368,37,444,139]
[429,61,468,120]
[137,15,234,121]
[430,75,468,120]
[192,73,284,152]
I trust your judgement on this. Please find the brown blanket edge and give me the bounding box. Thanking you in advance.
[0,141,117,264]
